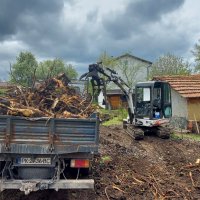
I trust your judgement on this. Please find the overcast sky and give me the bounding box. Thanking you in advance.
[0,0,200,80]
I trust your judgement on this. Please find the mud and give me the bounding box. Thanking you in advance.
[1,125,200,200]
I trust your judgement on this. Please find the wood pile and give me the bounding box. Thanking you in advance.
[0,74,96,118]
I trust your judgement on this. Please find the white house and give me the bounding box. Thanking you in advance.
[116,53,152,86]
[98,53,152,109]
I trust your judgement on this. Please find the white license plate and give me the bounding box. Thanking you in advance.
[20,157,51,165]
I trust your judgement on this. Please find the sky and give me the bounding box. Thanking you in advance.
[0,0,200,80]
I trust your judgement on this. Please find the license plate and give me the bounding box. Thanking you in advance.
[19,157,51,165]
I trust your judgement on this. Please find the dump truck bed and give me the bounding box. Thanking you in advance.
[0,114,99,155]
[0,114,99,193]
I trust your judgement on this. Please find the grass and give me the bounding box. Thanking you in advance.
[171,132,200,142]
[100,108,128,126]
[103,117,123,126]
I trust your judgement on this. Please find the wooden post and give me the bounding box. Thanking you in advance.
[193,113,200,134]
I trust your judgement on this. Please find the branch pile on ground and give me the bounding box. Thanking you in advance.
[0,74,96,118]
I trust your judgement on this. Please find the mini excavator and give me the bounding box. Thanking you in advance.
[80,63,172,140]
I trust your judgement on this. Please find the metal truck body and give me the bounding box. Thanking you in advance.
[0,113,99,194]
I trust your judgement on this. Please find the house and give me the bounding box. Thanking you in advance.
[153,75,200,131]
[116,53,152,85]
[98,53,152,109]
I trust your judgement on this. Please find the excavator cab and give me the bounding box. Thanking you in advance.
[135,81,172,120]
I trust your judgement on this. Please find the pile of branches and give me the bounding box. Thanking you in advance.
[0,74,96,118]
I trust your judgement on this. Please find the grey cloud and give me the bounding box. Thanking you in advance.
[0,0,197,80]
[0,0,65,40]
[0,60,10,80]
[86,9,98,23]
[103,0,185,39]
[95,20,191,64]
[126,0,185,22]
[0,0,92,61]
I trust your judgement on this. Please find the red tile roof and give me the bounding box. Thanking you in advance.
[153,74,200,98]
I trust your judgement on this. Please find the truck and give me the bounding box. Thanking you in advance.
[0,81,99,194]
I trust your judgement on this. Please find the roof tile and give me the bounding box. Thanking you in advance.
[153,74,200,98]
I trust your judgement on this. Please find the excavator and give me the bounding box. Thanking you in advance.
[80,62,172,140]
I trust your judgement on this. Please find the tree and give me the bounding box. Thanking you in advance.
[98,51,117,69]
[116,59,143,89]
[64,64,78,79]
[150,53,191,78]
[193,39,200,72]
[36,58,78,81]
[10,52,78,88]
[9,51,38,87]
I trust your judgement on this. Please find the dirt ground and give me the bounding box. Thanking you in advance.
[1,125,200,200]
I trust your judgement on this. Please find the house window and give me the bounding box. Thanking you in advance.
[124,60,128,65]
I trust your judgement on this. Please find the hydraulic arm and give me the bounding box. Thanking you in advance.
[80,63,135,119]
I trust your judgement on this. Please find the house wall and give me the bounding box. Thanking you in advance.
[169,89,188,129]
[106,55,151,96]
[171,89,188,118]
[187,98,200,121]
[117,56,149,84]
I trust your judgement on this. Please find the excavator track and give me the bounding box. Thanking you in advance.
[124,125,144,140]
[134,128,145,140]
[156,126,171,139]
[124,123,170,140]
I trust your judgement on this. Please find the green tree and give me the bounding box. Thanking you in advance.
[10,52,78,88]
[37,58,78,81]
[9,51,38,87]
[193,39,200,72]
[98,51,117,69]
[150,53,191,78]
[64,64,78,79]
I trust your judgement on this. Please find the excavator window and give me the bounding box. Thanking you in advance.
[136,87,151,118]
[163,83,172,118]
[153,82,172,119]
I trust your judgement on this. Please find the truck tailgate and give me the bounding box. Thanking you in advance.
[0,114,99,154]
